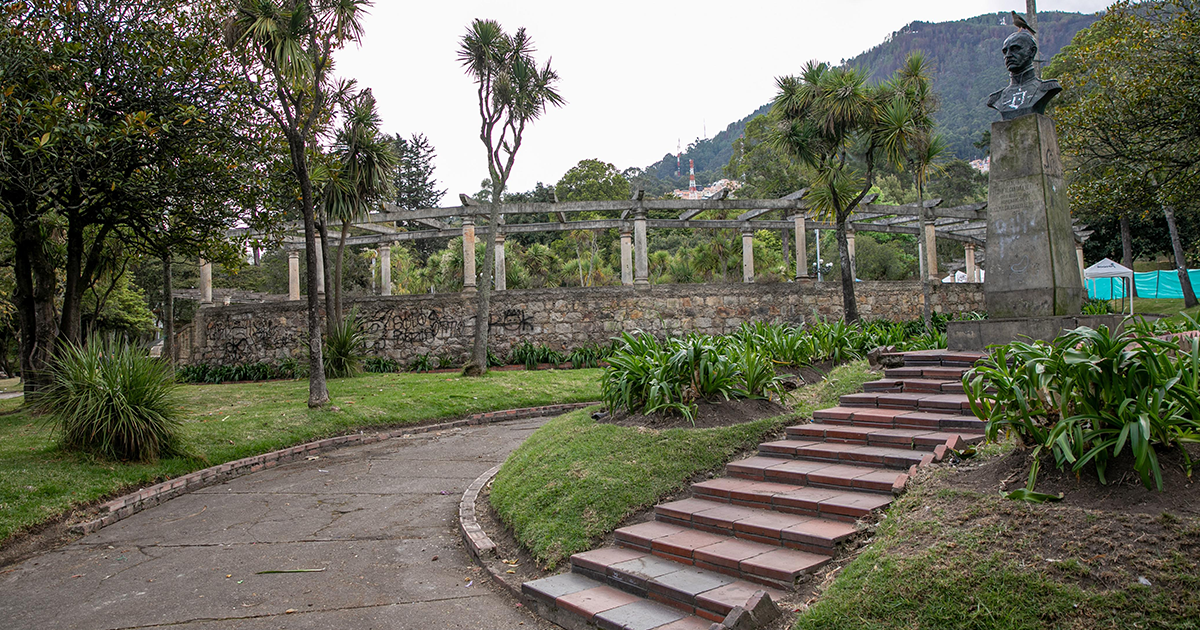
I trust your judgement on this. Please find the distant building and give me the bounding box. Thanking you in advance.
[672,179,742,200]
[969,157,990,173]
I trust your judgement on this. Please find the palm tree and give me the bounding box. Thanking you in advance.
[771,62,878,322]
[225,0,371,408]
[458,19,564,375]
[323,89,396,321]
[772,55,937,323]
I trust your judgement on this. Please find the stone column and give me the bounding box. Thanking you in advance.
[287,251,300,301]
[494,232,507,291]
[199,259,213,304]
[741,229,755,283]
[794,216,807,279]
[965,243,978,283]
[633,212,649,285]
[379,243,392,296]
[924,213,939,281]
[1076,242,1086,289]
[462,217,477,294]
[619,228,633,286]
[314,235,325,295]
[846,230,857,281]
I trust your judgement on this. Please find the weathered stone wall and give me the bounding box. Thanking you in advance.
[183,281,985,367]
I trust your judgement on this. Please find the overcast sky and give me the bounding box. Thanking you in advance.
[334,1,1110,203]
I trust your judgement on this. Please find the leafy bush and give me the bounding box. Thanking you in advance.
[601,331,783,422]
[324,310,368,378]
[365,356,401,373]
[965,319,1200,491]
[175,359,302,384]
[508,341,565,370]
[567,342,610,369]
[406,354,434,372]
[1082,297,1113,315]
[34,339,182,462]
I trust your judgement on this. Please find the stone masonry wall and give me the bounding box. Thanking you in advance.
[184,281,985,367]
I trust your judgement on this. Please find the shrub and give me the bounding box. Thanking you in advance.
[34,339,183,462]
[365,356,401,373]
[965,319,1200,491]
[405,355,433,372]
[324,310,368,378]
[1082,297,1113,315]
[508,341,565,370]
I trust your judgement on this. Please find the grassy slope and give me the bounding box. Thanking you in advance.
[1110,297,1200,321]
[794,457,1200,630]
[0,369,601,544]
[490,361,878,569]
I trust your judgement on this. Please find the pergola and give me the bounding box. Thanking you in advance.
[196,191,1090,302]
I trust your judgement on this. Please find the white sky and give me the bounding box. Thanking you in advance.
[334,1,1109,202]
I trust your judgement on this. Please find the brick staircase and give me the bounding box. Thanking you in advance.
[522,350,987,630]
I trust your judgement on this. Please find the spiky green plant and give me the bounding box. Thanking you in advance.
[34,338,182,462]
[324,309,367,378]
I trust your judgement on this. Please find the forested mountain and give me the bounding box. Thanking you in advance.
[639,10,1099,190]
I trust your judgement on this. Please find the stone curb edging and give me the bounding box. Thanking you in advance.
[68,401,600,537]
[458,463,529,604]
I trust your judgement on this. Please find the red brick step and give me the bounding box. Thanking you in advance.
[614,521,830,590]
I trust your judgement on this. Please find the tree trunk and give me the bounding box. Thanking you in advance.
[835,213,859,323]
[1162,202,1198,308]
[12,217,58,395]
[317,219,335,325]
[1120,215,1136,298]
[161,253,175,367]
[334,218,350,322]
[287,134,328,407]
[468,189,504,376]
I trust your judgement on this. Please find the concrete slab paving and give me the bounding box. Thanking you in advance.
[0,418,553,630]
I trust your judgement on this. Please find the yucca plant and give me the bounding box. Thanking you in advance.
[324,309,368,378]
[34,338,183,462]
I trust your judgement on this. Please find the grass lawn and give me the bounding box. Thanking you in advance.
[1107,297,1200,321]
[793,463,1200,630]
[490,361,878,569]
[0,369,601,545]
[0,377,22,395]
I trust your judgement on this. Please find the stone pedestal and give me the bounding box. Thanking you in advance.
[984,113,1082,317]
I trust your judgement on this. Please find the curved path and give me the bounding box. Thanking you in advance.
[0,419,555,630]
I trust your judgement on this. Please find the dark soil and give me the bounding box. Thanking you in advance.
[957,442,1200,515]
[598,362,834,430]
[885,444,1200,600]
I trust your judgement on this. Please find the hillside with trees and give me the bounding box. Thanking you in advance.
[639,10,1099,189]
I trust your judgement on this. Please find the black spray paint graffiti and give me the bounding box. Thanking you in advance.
[489,309,533,333]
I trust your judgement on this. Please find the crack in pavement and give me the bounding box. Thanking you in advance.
[81,592,495,629]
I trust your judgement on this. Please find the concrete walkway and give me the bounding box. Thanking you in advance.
[0,418,555,630]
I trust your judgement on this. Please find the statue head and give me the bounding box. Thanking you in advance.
[1002,31,1037,74]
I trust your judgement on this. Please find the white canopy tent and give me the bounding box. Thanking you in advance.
[1084,258,1135,315]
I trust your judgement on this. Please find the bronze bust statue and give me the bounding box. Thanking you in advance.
[987,31,1061,119]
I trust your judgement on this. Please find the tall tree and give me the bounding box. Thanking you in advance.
[1,0,267,391]
[770,60,918,322]
[225,0,372,406]
[1052,0,1200,307]
[392,133,446,210]
[458,19,563,376]
[323,89,395,322]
